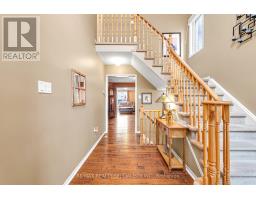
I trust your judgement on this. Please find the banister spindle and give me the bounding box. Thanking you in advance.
[197,83,201,142]
[189,75,193,125]
[202,103,208,184]
[215,105,221,184]
[185,72,189,113]
[193,78,196,127]
[129,14,132,43]
[133,15,137,43]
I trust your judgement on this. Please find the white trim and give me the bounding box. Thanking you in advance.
[63,131,106,185]
[171,149,198,181]
[206,76,256,122]
[105,74,139,133]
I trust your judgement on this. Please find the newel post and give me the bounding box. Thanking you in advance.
[207,104,217,185]
[222,104,231,185]
[202,103,208,185]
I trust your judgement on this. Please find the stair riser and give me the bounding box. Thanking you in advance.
[220,133,256,140]
[221,151,256,161]
[231,177,256,185]
[180,115,246,124]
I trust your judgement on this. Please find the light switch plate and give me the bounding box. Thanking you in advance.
[38,80,52,94]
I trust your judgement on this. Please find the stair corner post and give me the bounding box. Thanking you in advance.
[222,104,231,185]
[202,103,209,185]
[207,104,217,185]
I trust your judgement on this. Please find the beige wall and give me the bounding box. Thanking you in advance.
[143,14,190,60]
[0,15,105,184]
[105,65,162,130]
[188,14,256,115]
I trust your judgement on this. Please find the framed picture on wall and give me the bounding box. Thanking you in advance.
[141,93,152,104]
[72,69,86,107]
[163,32,181,57]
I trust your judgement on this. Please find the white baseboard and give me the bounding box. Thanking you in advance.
[206,76,256,122]
[63,131,107,185]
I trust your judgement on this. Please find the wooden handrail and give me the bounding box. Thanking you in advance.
[136,14,219,101]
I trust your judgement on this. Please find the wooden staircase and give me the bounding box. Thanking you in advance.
[96,14,231,185]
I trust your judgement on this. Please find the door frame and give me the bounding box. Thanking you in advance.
[105,74,138,133]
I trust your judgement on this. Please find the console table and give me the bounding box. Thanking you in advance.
[156,118,188,171]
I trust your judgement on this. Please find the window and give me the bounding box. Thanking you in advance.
[188,14,204,57]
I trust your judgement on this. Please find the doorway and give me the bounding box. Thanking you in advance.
[105,74,137,133]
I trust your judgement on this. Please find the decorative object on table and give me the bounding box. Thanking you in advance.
[72,69,86,107]
[163,32,181,57]
[165,80,179,122]
[141,92,152,104]
[232,14,256,44]
[155,93,175,119]
[166,110,174,125]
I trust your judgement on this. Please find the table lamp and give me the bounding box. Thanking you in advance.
[155,93,175,119]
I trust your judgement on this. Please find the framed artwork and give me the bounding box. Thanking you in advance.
[163,32,181,57]
[141,93,152,104]
[72,69,86,107]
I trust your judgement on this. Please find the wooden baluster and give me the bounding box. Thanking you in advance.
[111,14,113,43]
[149,111,152,144]
[193,78,196,127]
[189,75,193,125]
[146,24,149,57]
[197,83,201,142]
[115,15,118,43]
[215,105,221,184]
[179,65,183,103]
[101,15,106,43]
[207,104,217,185]
[106,15,109,43]
[202,103,208,184]
[185,72,189,113]
[222,104,230,184]
[120,15,123,43]
[142,21,145,50]
[140,106,144,144]
[137,17,141,49]
[133,15,137,43]
[158,37,162,65]
[97,14,100,43]
[182,71,186,112]
[124,14,127,43]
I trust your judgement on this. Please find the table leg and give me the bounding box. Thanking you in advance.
[169,130,172,171]
[156,122,159,145]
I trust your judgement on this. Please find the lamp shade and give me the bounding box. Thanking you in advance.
[155,93,174,103]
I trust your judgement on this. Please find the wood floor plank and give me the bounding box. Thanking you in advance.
[70,114,193,185]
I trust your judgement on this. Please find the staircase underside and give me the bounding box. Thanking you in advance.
[96,44,167,90]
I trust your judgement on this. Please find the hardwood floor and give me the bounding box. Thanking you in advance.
[70,113,193,185]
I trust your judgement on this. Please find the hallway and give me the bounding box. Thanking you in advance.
[70,114,193,184]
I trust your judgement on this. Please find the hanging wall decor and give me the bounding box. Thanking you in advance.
[232,14,256,44]
[163,32,181,57]
[72,69,86,107]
